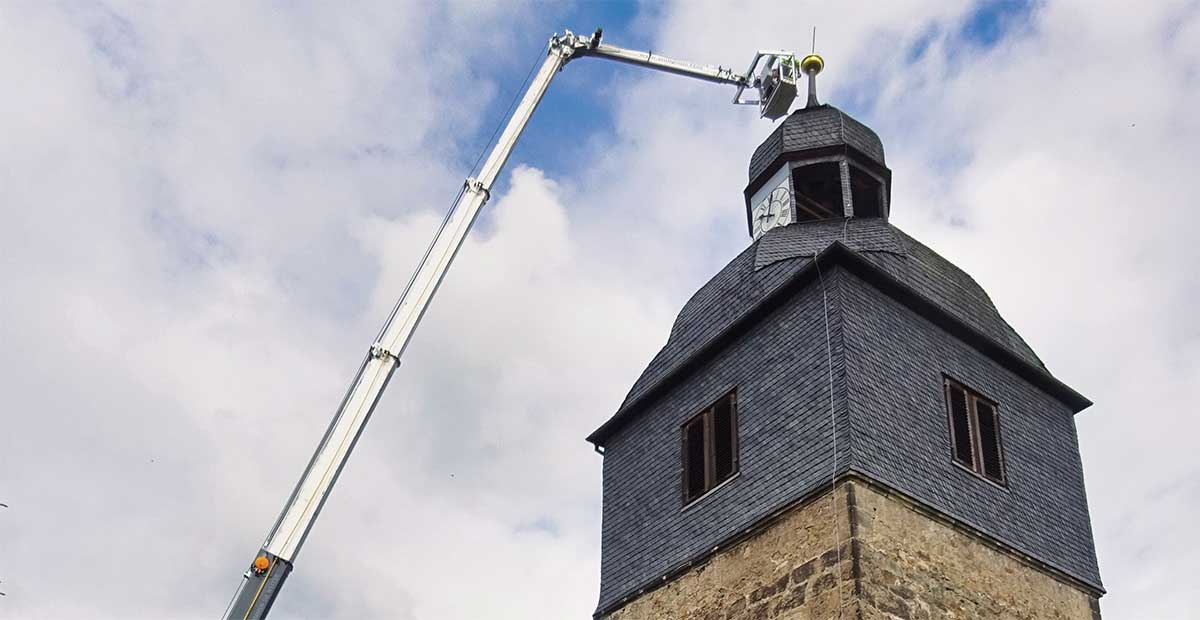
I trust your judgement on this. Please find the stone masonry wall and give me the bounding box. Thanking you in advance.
[608,483,857,620]
[604,479,1101,620]
[852,482,1101,620]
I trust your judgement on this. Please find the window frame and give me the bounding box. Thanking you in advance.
[681,390,740,507]
[789,161,844,222]
[943,377,1008,487]
[848,163,884,218]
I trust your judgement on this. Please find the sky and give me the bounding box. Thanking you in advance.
[0,1,1197,618]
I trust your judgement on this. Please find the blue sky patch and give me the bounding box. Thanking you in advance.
[459,2,646,189]
[960,0,1036,48]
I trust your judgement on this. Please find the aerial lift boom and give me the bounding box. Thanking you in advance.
[224,28,810,619]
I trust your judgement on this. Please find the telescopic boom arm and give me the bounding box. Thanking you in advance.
[223,29,799,620]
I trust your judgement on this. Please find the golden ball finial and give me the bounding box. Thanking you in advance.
[801,53,824,76]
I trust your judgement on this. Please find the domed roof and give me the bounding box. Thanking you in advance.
[590,218,1074,445]
[748,104,886,184]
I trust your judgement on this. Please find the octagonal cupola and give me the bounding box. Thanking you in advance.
[744,70,892,239]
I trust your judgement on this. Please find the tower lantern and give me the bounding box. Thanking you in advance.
[588,56,1104,620]
[744,57,891,239]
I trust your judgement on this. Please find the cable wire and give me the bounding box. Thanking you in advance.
[468,43,547,177]
[376,41,545,343]
[374,184,466,343]
[815,256,845,618]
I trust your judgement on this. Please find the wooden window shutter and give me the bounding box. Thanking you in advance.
[947,383,975,468]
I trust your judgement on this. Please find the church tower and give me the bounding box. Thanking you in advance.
[587,57,1104,619]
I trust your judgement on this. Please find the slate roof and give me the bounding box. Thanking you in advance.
[589,218,1102,613]
[589,218,1053,445]
[748,105,886,184]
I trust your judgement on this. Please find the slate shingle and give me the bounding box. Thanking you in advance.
[749,105,886,184]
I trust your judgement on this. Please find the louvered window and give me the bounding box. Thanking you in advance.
[944,379,1006,485]
[682,391,739,504]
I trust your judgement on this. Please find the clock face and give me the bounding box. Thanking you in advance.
[749,166,792,239]
[752,202,768,237]
[753,185,793,238]
[768,186,792,227]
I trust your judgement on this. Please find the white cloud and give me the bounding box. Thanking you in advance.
[866,3,1200,616]
[1,1,1196,618]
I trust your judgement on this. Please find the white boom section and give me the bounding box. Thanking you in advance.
[262,39,572,564]
[579,42,746,86]
[260,29,775,563]
[228,28,799,620]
